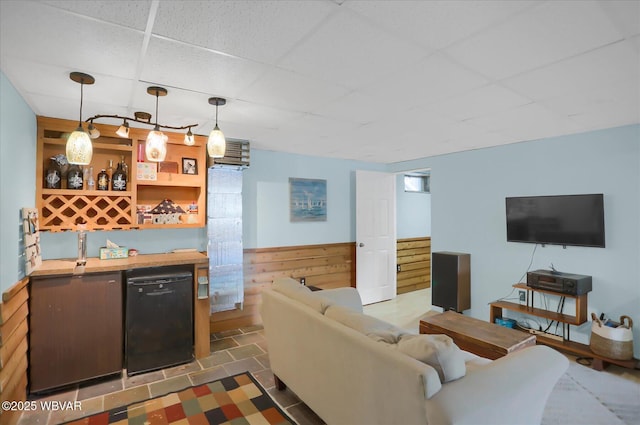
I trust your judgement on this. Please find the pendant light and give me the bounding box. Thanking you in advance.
[207,97,226,158]
[145,86,168,162]
[66,72,95,165]
[184,126,195,146]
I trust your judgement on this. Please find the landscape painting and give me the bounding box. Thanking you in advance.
[289,178,327,222]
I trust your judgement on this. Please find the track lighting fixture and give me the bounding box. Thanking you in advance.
[207,97,226,158]
[116,119,130,138]
[87,120,100,139]
[66,72,94,165]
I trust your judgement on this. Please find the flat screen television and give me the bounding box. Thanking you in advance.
[506,194,605,248]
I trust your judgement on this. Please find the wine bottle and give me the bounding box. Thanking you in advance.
[87,166,95,191]
[67,164,83,190]
[120,155,129,180]
[97,169,109,190]
[111,162,127,191]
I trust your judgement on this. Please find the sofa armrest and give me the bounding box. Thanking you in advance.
[425,345,568,425]
[317,287,363,313]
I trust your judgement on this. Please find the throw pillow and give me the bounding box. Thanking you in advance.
[396,334,466,383]
[272,277,333,313]
[325,305,407,344]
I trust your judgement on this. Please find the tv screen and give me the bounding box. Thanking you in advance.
[506,194,605,248]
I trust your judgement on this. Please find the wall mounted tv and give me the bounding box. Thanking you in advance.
[505,194,605,248]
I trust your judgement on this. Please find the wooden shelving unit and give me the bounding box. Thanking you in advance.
[36,116,206,231]
[490,283,639,371]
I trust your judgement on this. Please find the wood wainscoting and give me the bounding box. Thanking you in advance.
[397,237,431,295]
[210,242,355,333]
[0,278,29,425]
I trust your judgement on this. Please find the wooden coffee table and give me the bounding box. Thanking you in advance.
[419,311,536,360]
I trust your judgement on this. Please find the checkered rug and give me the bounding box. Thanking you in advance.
[64,373,294,425]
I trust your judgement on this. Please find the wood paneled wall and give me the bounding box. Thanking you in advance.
[397,237,431,295]
[210,242,355,332]
[0,278,29,425]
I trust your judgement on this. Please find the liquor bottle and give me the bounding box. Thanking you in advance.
[107,159,114,180]
[111,162,127,191]
[87,166,95,191]
[67,164,83,190]
[120,155,129,180]
[44,158,62,189]
[97,169,109,190]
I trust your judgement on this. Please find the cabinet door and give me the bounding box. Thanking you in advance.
[30,272,123,392]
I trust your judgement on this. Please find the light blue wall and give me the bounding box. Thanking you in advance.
[389,125,640,353]
[0,72,37,293]
[243,149,385,248]
[396,174,431,239]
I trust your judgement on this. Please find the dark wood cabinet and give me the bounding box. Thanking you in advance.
[432,252,470,312]
[29,272,123,392]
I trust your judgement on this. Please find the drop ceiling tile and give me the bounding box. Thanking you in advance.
[503,40,639,101]
[152,0,336,64]
[278,8,427,89]
[435,84,533,121]
[445,0,625,80]
[41,0,152,31]
[597,0,640,37]
[238,68,349,113]
[0,1,143,79]
[222,100,304,131]
[140,36,268,99]
[345,0,536,49]
[362,53,488,107]
[312,92,409,125]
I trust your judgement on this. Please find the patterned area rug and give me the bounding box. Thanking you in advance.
[64,373,294,425]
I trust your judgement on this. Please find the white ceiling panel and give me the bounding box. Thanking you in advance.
[344,0,537,50]
[503,40,639,102]
[279,8,427,89]
[152,0,337,64]
[363,53,488,107]
[140,36,268,99]
[0,1,638,163]
[445,0,625,80]
[238,68,349,112]
[41,0,152,31]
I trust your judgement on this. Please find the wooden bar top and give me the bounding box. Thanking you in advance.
[31,251,208,277]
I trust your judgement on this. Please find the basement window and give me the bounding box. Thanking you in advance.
[404,173,430,193]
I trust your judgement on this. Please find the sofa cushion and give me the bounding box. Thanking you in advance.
[396,334,466,383]
[325,305,407,344]
[272,277,333,313]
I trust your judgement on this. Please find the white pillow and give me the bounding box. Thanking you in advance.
[325,305,407,344]
[272,278,333,313]
[396,334,466,383]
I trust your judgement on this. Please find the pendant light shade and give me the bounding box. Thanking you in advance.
[87,120,100,139]
[207,97,226,158]
[66,127,93,165]
[145,86,168,162]
[146,129,167,162]
[184,127,195,146]
[66,72,95,165]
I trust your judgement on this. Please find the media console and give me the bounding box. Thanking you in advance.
[490,284,639,371]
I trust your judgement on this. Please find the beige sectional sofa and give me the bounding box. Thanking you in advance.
[261,278,569,425]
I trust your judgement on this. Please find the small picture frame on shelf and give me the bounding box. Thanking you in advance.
[182,157,198,175]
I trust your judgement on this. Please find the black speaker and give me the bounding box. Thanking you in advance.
[432,252,470,312]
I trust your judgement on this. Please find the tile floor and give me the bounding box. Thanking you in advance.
[17,289,432,425]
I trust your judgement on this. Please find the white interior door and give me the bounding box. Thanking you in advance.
[356,170,397,305]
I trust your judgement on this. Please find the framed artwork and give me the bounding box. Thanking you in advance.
[289,178,327,222]
[22,207,42,275]
[182,157,198,175]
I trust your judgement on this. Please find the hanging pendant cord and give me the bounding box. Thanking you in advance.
[154,91,159,130]
[78,80,84,127]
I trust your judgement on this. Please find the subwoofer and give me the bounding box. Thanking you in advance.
[432,252,470,312]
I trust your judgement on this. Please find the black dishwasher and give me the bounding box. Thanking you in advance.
[125,266,194,375]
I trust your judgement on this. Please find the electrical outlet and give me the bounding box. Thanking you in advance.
[300,277,306,285]
[519,290,526,302]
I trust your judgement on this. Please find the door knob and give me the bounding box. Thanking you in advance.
[358,243,365,247]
